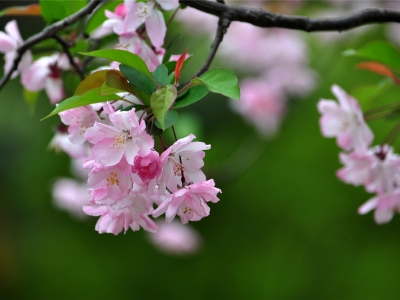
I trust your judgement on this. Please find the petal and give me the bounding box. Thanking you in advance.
[157,0,179,10]
[146,9,166,49]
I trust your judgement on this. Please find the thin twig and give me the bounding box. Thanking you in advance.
[0,0,102,91]
[179,0,400,32]
[193,11,231,77]
[53,34,85,80]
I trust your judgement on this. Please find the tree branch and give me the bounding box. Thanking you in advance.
[194,11,231,77]
[179,0,400,32]
[0,0,102,91]
[53,35,85,80]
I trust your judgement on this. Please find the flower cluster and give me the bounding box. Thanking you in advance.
[318,85,400,224]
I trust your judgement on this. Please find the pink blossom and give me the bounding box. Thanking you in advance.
[21,53,71,104]
[52,178,90,219]
[88,165,133,203]
[59,106,98,144]
[83,193,157,235]
[148,221,201,255]
[231,79,286,138]
[358,189,400,224]
[152,179,220,224]
[337,150,376,187]
[84,103,154,167]
[159,134,210,193]
[132,150,161,184]
[317,84,373,152]
[0,20,32,79]
[49,132,90,159]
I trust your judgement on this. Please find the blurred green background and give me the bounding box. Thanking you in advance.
[2,1,400,299]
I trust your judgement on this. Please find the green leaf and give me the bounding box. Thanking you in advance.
[194,68,240,100]
[40,0,86,23]
[119,64,157,95]
[174,85,209,109]
[344,41,400,71]
[100,70,133,95]
[162,34,180,64]
[154,110,178,130]
[85,1,120,34]
[152,64,168,85]
[164,61,176,74]
[150,85,177,130]
[79,49,151,76]
[42,87,120,120]
[74,69,109,95]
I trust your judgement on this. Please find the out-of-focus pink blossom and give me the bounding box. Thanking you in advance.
[59,106,98,144]
[21,53,71,104]
[84,103,153,167]
[159,134,210,193]
[148,221,201,255]
[152,179,220,224]
[52,178,90,219]
[317,84,373,152]
[337,150,376,187]
[359,189,400,224]
[0,20,32,79]
[49,132,90,159]
[231,79,286,138]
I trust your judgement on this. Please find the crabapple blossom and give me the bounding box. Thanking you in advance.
[59,106,98,144]
[132,150,161,184]
[21,53,71,104]
[84,103,153,166]
[148,221,201,255]
[358,189,400,224]
[317,84,373,152]
[52,178,90,219]
[152,179,220,224]
[49,132,90,159]
[0,20,32,79]
[159,134,210,193]
[83,192,157,235]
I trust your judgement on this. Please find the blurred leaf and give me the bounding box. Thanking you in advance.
[164,61,176,74]
[152,64,168,85]
[74,70,109,95]
[42,87,120,120]
[344,41,400,72]
[154,110,178,130]
[351,78,393,108]
[162,34,181,64]
[100,70,133,95]
[191,68,240,100]
[119,64,157,95]
[150,85,177,130]
[357,62,400,85]
[174,85,209,109]
[0,4,41,17]
[23,88,40,114]
[40,0,87,23]
[80,49,151,76]
[85,1,120,33]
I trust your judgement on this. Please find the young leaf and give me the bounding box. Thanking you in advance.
[42,87,120,120]
[357,62,400,85]
[0,4,41,17]
[174,49,188,85]
[192,68,240,100]
[74,70,110,95]
[150,85,177,130]
[152,64,169,85]
[162,34,181,64]
[79,49,151,75]
[344,41,400,71]
[100,70,133,95]
[174,85,209,109]
[154,110,178,130]
[120,64,157,95]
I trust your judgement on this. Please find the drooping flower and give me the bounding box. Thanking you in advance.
[317,84,373,152]
[152,179,220,224]
[59,106,98,144]
[0,20,32,79]
[158,134,210,193]
[21,53,71,104]
[84,103,154,167]
[358,189,400,224]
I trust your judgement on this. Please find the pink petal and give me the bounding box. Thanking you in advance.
[146,9,166,49]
